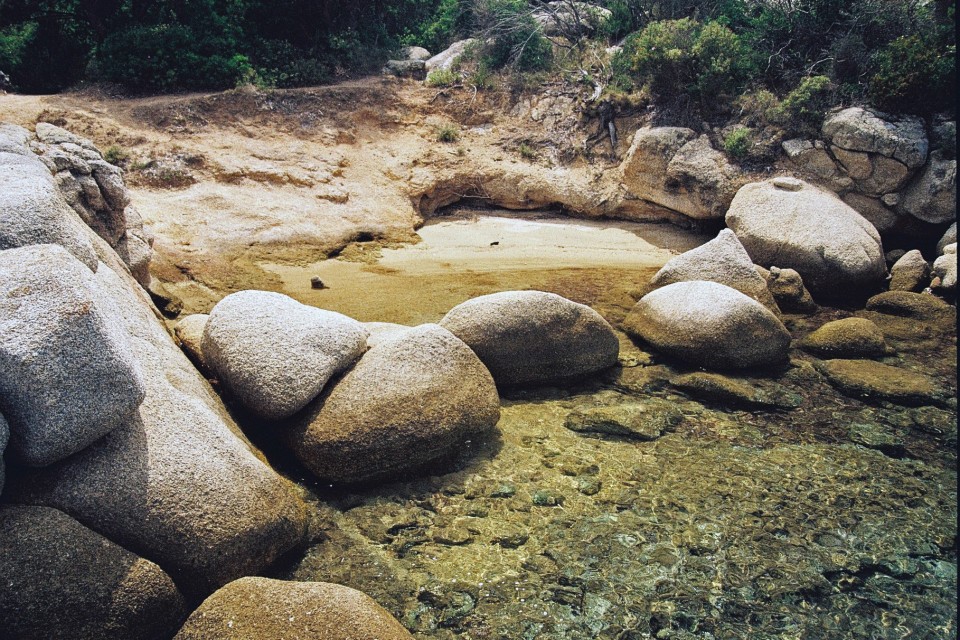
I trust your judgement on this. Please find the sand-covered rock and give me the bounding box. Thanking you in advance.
[650,228,779,313]
[0,505,186,640]
[0,244,145,466]
[0,131,98,270]
[798,317,890,359]
[287,324,499,484]
[726,178,886,297]
[203,290,368,420]
[440,291,618,385]
[889,250,930,292]
[5,261,309,597]
[173,577,413,640]
[817,359,947,406]
[622,281,791,370]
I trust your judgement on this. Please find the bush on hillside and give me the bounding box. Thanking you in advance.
[868,34,956,114]
[473,0,553,71]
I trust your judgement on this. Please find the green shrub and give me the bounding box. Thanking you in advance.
[619,18,756,109]
[869,34,956,114]
[723,127,751,159]
[734,89,781,127]
[426,68,459,87]
[436,124,460,142]
[772,75,834,133]
[475,0,553,71]
[0,18,90,93]
[518,141,536,159]
[103,145,130,167]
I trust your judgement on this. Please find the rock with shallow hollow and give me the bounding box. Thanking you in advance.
[203,290,368,420]
[622,281,791,370]
[287,324,500,485]
[439,290,619,385]
[726,178,887,298]
[173,577,413,640]
[0,244,146,466]
[0,505,187,640]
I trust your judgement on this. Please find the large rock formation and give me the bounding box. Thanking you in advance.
[0,244,146,466]
[0,505,186,640]
[174,578,414,640]
[898,151,957,225]
[726,178,887,298]
[439,291,619,385]
[425,39,476,73]
[649,228,779,313]
[202,290,368,420]
[622,281,791,370]
[620,128,741,219]
[287,324,500,484]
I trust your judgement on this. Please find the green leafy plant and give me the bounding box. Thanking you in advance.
[771,75,834,133]
[103,145,130,167]
[436,123,460,142]
[426,68,459,87]
[869,34,956,114]
[474,0,553,71]
[518,141,537,159]
[723,127,751,159]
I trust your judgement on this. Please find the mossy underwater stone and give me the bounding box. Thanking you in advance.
[440,290,619,386]
[865,290,957,327]
[202,290,369,420]
[0,505,186,640]
[564,403,681,440]
[670,372,801,410]
[622,281,791,370]
[0,244,146,466]
[817,359,946,406]
[173,577,413,640]
[798,317,891,359]
[287,324,500,485]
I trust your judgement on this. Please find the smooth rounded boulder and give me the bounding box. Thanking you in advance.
[203,290,368,420]
[798,317,890,359]
[439,291,619,385]
[287,324,500,485]
[726,178,887,298]
[0,244,146,466]
[622,281,791,370]
[174,577,413,640]
[0,505,186,640]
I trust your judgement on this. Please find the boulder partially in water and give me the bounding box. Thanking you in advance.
[798,317,891,359]
[622,281,791,370]
[650,228,779,314]
[173,577,413,640]
[439,290,619,385]
[6,262,309,598]
[865,290,957,327]
[889,250,930,292]
[817,359,947,406]
[757,266,818,314]
[726,178,887,298]
[287,324,500,485]
[202,290,368,420]
[0,505,186,640]
[0,244,145,466]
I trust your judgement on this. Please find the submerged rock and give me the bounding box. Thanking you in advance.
[726,178,887,298]
[203,290,368,420]
[650,228,779,313]
[670,372,801,410]
[0,505,186,640]
[6,261,309,598]
[798,317,891,359]
[0,244,145,466]
[564,402,681,440]
[173,577,413,640]
[817,359,947,406]
[287,324,500,484]
[622,281,791,370]
[865,291,957,327]
[440,290,619,385]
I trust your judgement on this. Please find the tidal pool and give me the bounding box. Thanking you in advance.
[259,208,957,639]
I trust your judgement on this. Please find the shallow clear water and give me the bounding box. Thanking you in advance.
[264,210,957,639]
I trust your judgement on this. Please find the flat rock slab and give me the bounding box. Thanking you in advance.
[0,244,145,466]
[203,290,368,420]
[865,291,957,328]
[174,577,413,640]
[669,372,801,410]
[0,505,186,640]
[564,403,681,440]
[440,290,619,385]
[817,359,947,407]
[622,281,791,370]
[287,324,500,485]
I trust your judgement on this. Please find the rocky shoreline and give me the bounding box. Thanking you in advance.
[0,116,955,638]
